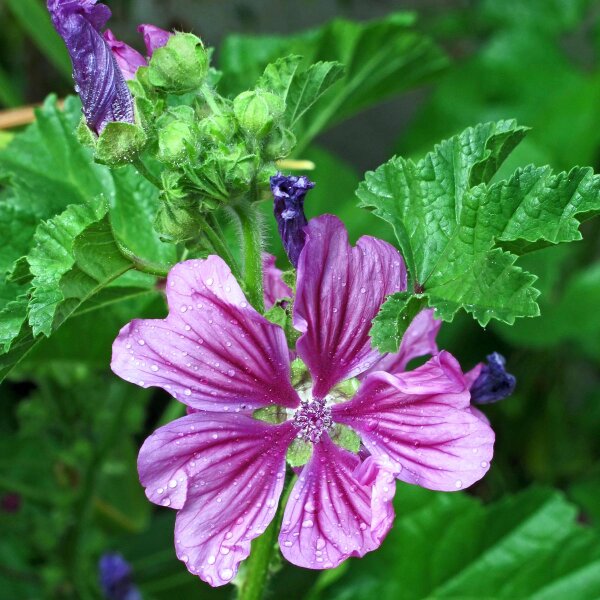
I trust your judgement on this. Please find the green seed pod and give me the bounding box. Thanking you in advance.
[264,125,296,160]
[233,90,285,138]
[148,33,209,94]
[94,121,147,167]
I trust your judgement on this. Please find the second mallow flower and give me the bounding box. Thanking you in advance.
[111,215,494,587]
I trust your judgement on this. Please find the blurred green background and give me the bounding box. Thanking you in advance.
[1,0,600,598]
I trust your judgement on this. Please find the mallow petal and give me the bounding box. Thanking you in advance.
[332,352,495,491]
[138,24,172,56]
[263,254,292,309]
[103,29,147,80]
[112,257,299,412]
[279,435,394,570]
[294,215,407,398]
[365,309,442,376]
[169,415,295,586]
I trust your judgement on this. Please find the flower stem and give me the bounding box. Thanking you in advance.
[238,475,296,600]
[133,157,162,189]
[233,200,264,313]
[197,214,242,282]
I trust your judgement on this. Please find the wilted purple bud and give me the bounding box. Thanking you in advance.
[470,352,516,405]
[99,553,142,600]
[103,29,147,80]
[138,24,172,57]
[270,173,315,268]
[47,0,135,134]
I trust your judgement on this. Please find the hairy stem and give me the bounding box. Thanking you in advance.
[232,200,264,313]
[198,214,242,282]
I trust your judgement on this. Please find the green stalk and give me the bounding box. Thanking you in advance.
[198,214,243,282]
[238,476,297,600]
[232,200,264,313]
[133,157,162,189]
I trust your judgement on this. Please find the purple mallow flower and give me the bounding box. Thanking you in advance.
[111,215,494,586]
[270,173,315,268]
[469,352,516,404]
[99,553,141,600]
[103,29,147,80]
[47,0,134,134]
[138,24,172,56]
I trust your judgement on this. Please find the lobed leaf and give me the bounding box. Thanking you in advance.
[358,121,600,350]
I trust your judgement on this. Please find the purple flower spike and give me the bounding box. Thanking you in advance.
[103,29,147,80]
[111,216,495,586]
[47,0,135,134]
[99,553,141,600]
[270,173,315,268]
[138,24,172,56]
[470,352,516,405]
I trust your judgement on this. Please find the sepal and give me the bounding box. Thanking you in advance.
[94,121,147,166]
[233,90,285,138]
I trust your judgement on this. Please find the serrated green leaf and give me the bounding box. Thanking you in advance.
[27,199,110,337]
[0,96,115,218]
[258,55,345,130]
[359,121,600,326]
[220,13,447,153]
[369,292,427,353]
[319,486,600,600]
[0,208,136,382]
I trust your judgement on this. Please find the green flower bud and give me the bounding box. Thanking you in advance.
[148,33,209,94]
[264,126,296,160]
[197,113,238,144]
[233,90,285,138]
[94,121,147,167]
[156,107,198,165]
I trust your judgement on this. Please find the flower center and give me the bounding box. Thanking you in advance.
[292,393,333,444]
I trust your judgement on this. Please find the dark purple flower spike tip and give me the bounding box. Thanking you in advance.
[470,352,516,405]
[48,0,135,134]
[270,173,315,268]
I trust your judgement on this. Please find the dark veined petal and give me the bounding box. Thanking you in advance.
[333,352,495,492]
[294,215,407,398]
[148,414,296,586]
[47,0,135,134]
[364,308,442,376]
[470,352,516,405]
[279,435,395,569]
[111,257,300,412]
[263,253,293,309]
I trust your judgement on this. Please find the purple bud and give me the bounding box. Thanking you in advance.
[47,0,135,134]
[270,173,315,268]
[137,24,172,57]
[103,29,147,80]
[470,352,516,405]
[99,553,142,600]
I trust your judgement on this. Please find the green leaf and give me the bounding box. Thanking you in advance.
[0,205,136,382]
[0,96,115,219]
[359,120,600,331]
[27,199,110,337]
[369,292,427,353]
[257,55,345,130]
[319,486,600,600]
[220,13,447,153]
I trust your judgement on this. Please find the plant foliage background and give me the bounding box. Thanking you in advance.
[1,0,600,598]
